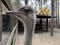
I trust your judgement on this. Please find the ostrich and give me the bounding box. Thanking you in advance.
[7,5,36,45]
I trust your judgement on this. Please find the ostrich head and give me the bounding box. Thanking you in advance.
[7,6,34,17]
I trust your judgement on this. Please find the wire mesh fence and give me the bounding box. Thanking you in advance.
[0,0,60,45]
[0,1,2,41]
[0,13,18,45]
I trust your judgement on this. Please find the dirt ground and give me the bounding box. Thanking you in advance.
[1,28,60,45]
[17,28,60,45]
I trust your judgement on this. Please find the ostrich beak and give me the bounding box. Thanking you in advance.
[6,11,22,15]
[6,11,17,15]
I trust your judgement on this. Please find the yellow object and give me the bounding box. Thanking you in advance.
[43,8,47,15]
[46,9,50,16]
[37,7,51,16]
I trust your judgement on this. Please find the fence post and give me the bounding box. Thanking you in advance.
[0,1,2,41]
[50,0,55,36]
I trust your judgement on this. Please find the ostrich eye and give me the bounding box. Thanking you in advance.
[24,9,30,13]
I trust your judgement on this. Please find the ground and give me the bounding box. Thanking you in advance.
[17,28,60,45]
[0,28,60,45]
